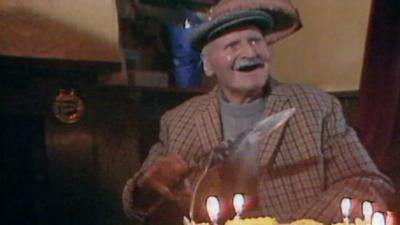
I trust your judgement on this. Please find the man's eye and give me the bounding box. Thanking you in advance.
[225,41,239,50]
[226,44,235,50]
[249,38,261,45]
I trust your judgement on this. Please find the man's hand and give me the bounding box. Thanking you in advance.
[136,153,192,203]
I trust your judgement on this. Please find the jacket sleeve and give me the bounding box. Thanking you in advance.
[296,96,396,223]
[122,112,171,221]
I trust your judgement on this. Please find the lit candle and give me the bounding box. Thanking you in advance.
[386,212,393,225]
[362,201,374,223]
[341,197,352,224]
[372,212,386,225]
[233,193,245,219]
[385,211,396,225]
[206,196,220,225]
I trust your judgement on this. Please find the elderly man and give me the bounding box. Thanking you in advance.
[123,0,395,224]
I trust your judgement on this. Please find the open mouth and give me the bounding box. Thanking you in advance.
[234,59,265,72]
[236,64,263,72]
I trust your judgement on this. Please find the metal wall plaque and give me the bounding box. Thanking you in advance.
[53,89,84,124]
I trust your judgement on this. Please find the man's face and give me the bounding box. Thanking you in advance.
[203,25,271,103]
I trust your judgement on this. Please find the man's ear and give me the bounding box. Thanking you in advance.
[201,53,214,77]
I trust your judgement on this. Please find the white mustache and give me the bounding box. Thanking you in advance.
[233,58,265,70]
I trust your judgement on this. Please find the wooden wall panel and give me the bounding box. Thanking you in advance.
[44,87,142,225]
[1,62,141,225]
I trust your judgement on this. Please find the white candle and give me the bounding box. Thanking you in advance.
[233,193,245,219]
[372,212,386,225]
[341,197,352,223]
[206,196,220,225]
[362,201,374,222]
[386,211,396,225]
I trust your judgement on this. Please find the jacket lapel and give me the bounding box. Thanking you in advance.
[258,80,290,168]
[195,89,223,155]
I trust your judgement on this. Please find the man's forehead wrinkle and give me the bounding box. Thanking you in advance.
[206,26,264,50]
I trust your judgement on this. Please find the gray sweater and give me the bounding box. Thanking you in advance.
[219,94,266,141]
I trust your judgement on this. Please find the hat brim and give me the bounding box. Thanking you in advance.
[190,9,273,51]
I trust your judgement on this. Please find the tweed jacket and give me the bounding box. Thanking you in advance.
[123,80,395,223]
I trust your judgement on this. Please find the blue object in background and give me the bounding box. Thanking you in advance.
[166,10,205,88]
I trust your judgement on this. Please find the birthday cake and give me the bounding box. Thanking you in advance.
[190,215,379,225]
[193,216,279,225]
[185,197,385,225]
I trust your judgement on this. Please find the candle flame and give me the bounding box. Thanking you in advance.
[372,212,386,225]
[386,211,395,225]
[362,201,374,221]
[206,196,220,224]
[341,197,352,217]
[233,193,245,218]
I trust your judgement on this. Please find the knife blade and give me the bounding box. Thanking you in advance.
[188,107,296,222]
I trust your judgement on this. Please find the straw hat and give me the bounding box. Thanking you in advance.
[190,0,302,51]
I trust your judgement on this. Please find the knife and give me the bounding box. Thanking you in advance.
[187,107,296,222]
[188,107,296,169]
